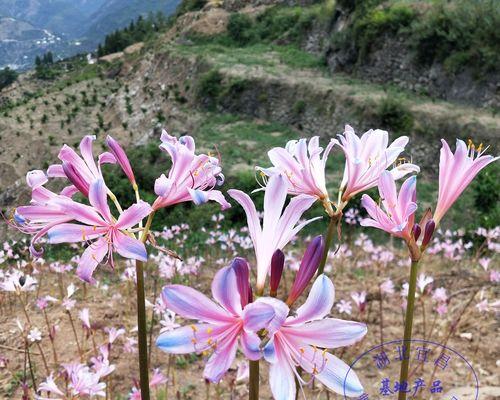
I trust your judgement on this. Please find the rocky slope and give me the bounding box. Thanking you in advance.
[0,0,498,237]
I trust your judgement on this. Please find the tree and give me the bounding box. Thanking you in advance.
[0,67,18,90]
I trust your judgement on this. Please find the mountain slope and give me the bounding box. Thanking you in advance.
[83,0,180,44]
[0,0,180,69]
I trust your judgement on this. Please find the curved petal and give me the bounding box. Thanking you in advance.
[227,189,261,247]
[156,323,225,354]
[316,352,364,397]
[268,344,296,400]
[98,151,117,166]
[79,135,99,177]
[161,285,234,324]
[115,201,152,229]
[48,223,107,243]
[89,179,112,222]
[52,197,105,226]
[240,331,261,361]
[275,194,317,248]
[113,231,147,261]
[154,174,173,197]
[253,297,289,334]
[203,333,238,383]
[287,274,334,325]
[77,237,109,283]
[47,164,65,178]
[187,188,209,206]
[283,318,367,348]
[211,265,242,316]
[60,185,79,198]
[26,170,47,188]
[242,301,275,332]
[205,190,231,210]
[378,171,397,212]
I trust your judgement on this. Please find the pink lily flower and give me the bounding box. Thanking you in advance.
[47,135,116,197]
[360,171,417,241]
[13,171,74,256]
[46,179,152,283]
[257,136,335,203]
[38,373,65,399]
[433,139,498,224]
[336,125,420,202]
[228,174,320,292]
[152,130,230,210]
[156,260,276,383]
[259,275,367,399]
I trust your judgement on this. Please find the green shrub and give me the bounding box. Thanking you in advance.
[293,100,306,115]
[377,97,414,136]
[227,14,256,45]
[196,69,223,108]
[411,0,500,75]
[0,67,18,90]
[473,161,500,228]
[176,0,206,15]
[352,4,415,59]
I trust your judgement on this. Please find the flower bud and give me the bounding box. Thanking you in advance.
[422,219,436,247]
[106,135,136,186]
[286,235,324,305]
[270,250,284,297]
[412,223,421,242]
[62,161,89,197]
[231,257,252,307]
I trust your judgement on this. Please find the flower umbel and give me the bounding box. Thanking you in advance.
[228,174,319,292]
[260,275,367,399]
[152,131,230,211]
[336,125,419,203]
[156,260,275,382]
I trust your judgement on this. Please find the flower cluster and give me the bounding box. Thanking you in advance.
[6,122,498,400]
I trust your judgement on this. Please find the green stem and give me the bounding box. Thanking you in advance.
[249,360,259,400]
[397,259,419,400]
[134,211,156,400]
[135,260,150,400]
[317,216,336,275]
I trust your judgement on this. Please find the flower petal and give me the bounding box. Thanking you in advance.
[113,231,147,261]
[283,318,367,348]
[317,352,364,397]
[287,274,334,325]
[242,301,275,332]
[89,179,112,222]
[156,323,225,354]
[240,331,261,361]
[115,201,152,229]
[26,170,47,188]
[227,189,261,248]
[77,237,109,283]
[203,333,238,383]
[161,285,234,324]
[268,344,296,400]
[52,197,106,226]
[154,174,173,197]
[48,223,107,243]
[253,297,289,334]
[263,174,289,237]
[211,265,242,316]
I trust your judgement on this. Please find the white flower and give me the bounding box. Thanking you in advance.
[336,299,352,315]
[28,327,42,342]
